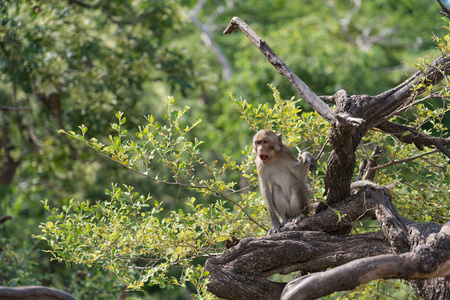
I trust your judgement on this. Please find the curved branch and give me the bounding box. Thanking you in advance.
[438,0,450,19]
[376,121,450,159]
[224,17,336,123]
[205,231,390,300]
[0,286,75,300]
[283,187,378,234]
[206,186,393,299]
[281,222,450,300]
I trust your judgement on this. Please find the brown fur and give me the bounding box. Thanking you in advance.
[253,129,316,234]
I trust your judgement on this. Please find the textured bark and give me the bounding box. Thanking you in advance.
[210,10,450,300]
[206,229,390,300]
[206,185,450,300]
[282,190,450,300]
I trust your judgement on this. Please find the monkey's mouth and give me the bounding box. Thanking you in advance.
[260,155,269,161]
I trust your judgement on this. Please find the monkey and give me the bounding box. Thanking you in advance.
[253,129,316,234]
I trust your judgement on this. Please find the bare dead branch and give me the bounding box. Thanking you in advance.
[319,95,337,104]
[282,247,450,300]
[0,286,75,300]
[363,145,383,181]
[224,17,336,123]
[283,187,378,234]
[368,56,450,125]
[206,231,390,300]
[206,187,395,299]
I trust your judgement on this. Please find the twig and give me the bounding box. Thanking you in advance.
[72,136,269,232]
[370,149,438,171]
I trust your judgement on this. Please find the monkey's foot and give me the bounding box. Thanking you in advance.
[267,226,280,235]
[286,214,306,224]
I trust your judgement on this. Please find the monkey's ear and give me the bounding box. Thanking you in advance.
[274,133,283,151]
[277,133,283,143]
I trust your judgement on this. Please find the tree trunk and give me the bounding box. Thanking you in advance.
[210,11,450,300]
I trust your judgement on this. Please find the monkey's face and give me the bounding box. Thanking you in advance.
[253,130,281,164]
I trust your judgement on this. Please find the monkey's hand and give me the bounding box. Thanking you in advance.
[301,152,316,172]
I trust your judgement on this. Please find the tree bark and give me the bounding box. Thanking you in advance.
[206,229,391,300]
[208,11,450,300]
[206,185,450,300]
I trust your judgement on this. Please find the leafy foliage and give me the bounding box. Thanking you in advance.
[38,79,450,297]
[37,97,270,297]
[3,0,450,299]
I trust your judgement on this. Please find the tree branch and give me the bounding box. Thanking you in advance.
[224,17,336,123]
[370,149,439,171]
[367,56,450,125]
[438,0,450,19]
[356,145,383,181]
[376,121,450,158]
[283,187,378,234]
[0,286,75,300]
[281,221,450,300]
[206,186,394,299]
[205,231,390,300]
[0,215,12,225]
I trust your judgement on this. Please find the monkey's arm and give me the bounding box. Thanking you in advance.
[299,152,316,177]
[260,179,282,234]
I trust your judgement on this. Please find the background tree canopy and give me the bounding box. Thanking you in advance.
[1,0,449,299]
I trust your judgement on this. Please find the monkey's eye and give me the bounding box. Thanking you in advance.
[263,140,269,144]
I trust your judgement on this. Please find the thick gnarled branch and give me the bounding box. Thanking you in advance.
[281,222,450,300]
[205,186,392,300]
[205,230,390,300]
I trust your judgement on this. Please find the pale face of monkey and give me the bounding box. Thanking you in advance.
[253,130,281,164]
